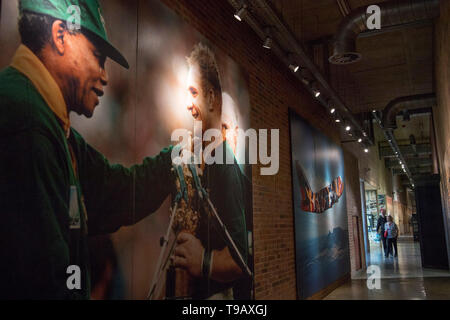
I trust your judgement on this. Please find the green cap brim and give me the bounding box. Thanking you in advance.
[84,29,129,69]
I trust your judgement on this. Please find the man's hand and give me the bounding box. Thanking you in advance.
[172,232,204,278]
[171,232,244,283]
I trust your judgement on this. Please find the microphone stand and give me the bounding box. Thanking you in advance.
[147,164,188,300]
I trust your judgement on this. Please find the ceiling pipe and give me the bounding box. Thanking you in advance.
[329,0,440,65]
[382,93,436,129]
[373,111,414,187]
[232,0,373,145]
[404,107,432,118]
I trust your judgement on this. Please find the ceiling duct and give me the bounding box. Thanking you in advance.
[329,0,440,65]
[382,93,436,129]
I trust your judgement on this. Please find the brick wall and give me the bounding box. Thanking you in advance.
[160,0,346,299]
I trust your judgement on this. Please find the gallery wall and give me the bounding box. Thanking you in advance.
[289,110,351,299]
[0,0,363,299]
[159,0,356,299]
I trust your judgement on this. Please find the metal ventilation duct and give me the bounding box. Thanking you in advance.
[382,93,436,129]
[329,0,440,65]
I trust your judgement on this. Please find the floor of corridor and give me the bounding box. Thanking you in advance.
[324,236,450,299]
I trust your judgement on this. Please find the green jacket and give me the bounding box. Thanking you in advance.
[0,66,174,299]
[193,141,249,299]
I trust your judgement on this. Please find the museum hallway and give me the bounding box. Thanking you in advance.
[324,236,450,299]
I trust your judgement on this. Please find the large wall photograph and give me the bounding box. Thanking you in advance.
[0,0,253,299]
[289,109,350,299]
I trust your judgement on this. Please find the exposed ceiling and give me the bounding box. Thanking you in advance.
[268,0,434,114]
[268,0,391,43]
[265,0,435,181]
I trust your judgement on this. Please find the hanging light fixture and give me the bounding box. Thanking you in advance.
[263,36,272,49]
[234,5,247,21]
[287,53,300,72]
[311,82,321,98]
[262,27,273,49]
[289,63,299,72]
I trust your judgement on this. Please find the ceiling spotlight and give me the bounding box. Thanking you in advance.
[263,36,272,49]
[364,148,369,153]
[358,138,362,143]
[330,108,336,114]
[345,126,351,131]
[262,28,273,49]
[310,82,321,98]
[288,53,300,72]
[234,5,247,21]
[335,119,341,123]
[289,64,299,72]
[372,109,376,113]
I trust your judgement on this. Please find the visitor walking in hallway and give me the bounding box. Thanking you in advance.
[385,216,399,258]
[376,209,388,257]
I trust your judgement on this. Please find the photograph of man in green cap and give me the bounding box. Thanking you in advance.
[0,0,176,299]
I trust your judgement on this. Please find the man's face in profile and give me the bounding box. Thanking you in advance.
[61,30,108,118]
[186,64,212,131]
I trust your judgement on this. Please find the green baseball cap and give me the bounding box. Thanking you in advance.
[19,0,129,69]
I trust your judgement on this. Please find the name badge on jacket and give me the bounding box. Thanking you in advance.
[69,185,81,229]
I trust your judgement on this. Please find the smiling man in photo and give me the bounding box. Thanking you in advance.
[171,43,249,299]
[0,0,175,299]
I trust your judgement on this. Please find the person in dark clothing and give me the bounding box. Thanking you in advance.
[376,208,388,256]
[0,0,175,299]
[384,215,399,258]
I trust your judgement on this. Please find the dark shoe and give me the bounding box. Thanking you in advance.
[394,254,398,258]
